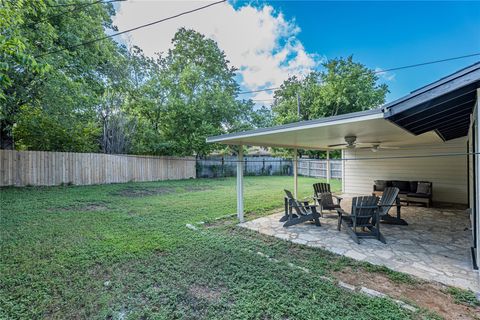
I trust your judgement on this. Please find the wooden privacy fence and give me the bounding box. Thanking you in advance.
[0,150,196,187]
[298,159,342,179]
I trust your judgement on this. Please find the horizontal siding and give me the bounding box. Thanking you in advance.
[343,138,468,204]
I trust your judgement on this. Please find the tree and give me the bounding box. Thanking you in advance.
[272,72,322,124]
[272,56,388,125]
[250,105,274,129]
[317,56,388,116]
[2,0,122,151]
[151,28,253,156]
[0,1,47,148]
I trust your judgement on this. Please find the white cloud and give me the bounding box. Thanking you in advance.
[113,1,319,101]
[375,67,396,81]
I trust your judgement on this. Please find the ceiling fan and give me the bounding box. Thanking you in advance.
[328,136,400,152]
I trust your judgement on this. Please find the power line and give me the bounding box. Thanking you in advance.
[237,53,480,95]
[34,0,226,58]
[127,151,480,163]
[376,53,480,73]
[239,87,281,95]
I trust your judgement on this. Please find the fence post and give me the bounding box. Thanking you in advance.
[221,157,225,177]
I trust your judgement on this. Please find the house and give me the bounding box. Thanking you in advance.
[207,63,480,281]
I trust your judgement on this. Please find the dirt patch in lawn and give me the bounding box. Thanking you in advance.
[333,268,479,320]
[188,284,226,303]
[184,185,213,192]
[115,186,213,197]
[50,202,108,212]
[115,187,176,197]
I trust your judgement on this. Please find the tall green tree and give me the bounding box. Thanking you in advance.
[1,0,122,151]
[272,56,388,125]
[151,28,253,156]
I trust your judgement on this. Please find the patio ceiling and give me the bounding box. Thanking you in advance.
[207,109,443,150]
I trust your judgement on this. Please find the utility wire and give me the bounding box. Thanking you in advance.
[237,53,480,95]
[34,0,226,58]
[239,87,281,95]
[126,152,480,163]
[377,53,480,73]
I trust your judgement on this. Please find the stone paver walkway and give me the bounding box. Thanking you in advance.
[240,198,479,291]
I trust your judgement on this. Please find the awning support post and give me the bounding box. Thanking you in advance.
[293,149,298,199]
[236,146,244,222]
[326,150,331,183]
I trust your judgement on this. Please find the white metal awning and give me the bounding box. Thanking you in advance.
[207,109,443,149]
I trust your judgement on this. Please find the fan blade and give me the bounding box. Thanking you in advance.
[379,146,401,149]
[328,143,347,147]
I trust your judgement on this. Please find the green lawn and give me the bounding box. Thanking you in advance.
[1,177,427,319]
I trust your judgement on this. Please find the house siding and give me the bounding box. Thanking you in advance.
[343,137,468,204]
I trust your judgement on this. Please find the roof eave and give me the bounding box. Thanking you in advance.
[207,108,383,144]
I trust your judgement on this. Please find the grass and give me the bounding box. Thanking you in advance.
[0,176,430,319]
[445,287,480,307]
[361,264,418,285]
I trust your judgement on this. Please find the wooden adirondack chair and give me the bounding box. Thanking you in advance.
[336,195,385,244]
[377,187,408,225]
[313,182,331,194]
[282,189,321,228]
[313,183,342,216]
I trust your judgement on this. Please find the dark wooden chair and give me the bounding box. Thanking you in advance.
[336,195,385,244]
[313,183,342,216]
[377,187,408,225]
[316,192,342,217]
[282,189,321,228]
[313,182,331,194]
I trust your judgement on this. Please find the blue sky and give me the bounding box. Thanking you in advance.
[239,1,480,101]
[114,1,479,104]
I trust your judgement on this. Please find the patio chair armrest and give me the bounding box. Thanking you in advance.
[354,205,379,209]
[290,203,309,209]
[332,195,343,204]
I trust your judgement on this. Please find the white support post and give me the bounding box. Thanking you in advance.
[326,150,331,183]
[236,146,244,222]
[293,149,298,199]
[341,150,346,193]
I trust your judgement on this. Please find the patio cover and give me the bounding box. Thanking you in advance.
[208,62,480,149]
[207,109,443,150]
[206,63,480,233]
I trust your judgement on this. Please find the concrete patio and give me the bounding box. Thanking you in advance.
[240,197,480,291]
